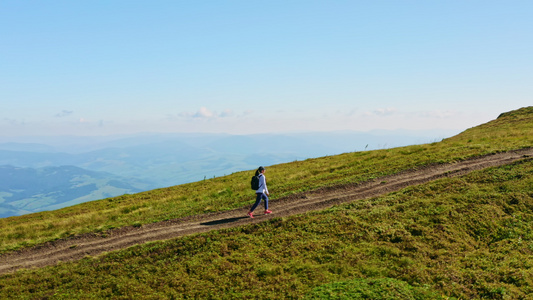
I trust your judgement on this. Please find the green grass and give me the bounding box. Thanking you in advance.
[0,106,532,299]
[1,158,532,299]
[305,278,442,300]
[1,107,532,254]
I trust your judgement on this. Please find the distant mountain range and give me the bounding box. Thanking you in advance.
[0,165,144,218]
[0,130,459,218]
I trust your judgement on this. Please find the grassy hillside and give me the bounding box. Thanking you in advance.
[2,159,531,299]
[0,106,532,299]
[1,107,531,254]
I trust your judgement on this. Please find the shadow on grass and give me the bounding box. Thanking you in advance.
[201,216,248,226]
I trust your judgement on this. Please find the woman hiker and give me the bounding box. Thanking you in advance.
[247,166,272,218]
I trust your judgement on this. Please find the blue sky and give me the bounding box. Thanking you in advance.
[1,1,531,136]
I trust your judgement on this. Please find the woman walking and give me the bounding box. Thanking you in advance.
[247,166,272,218]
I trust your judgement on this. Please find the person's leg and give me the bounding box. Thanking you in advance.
[262,194,272,214]
[249,193,262,212]
[262,193,269,210]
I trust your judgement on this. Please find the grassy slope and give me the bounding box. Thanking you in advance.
[1,107,532,254]
[0,106,532,299]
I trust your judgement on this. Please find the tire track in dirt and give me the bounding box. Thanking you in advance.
[1,148,532,274]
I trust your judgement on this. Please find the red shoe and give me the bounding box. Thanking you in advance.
[264,210,272,215]
[247,211,254,218]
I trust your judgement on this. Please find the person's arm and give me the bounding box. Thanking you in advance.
[262,175,269,195]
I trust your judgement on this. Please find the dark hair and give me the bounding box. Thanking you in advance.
[255,166,265,176]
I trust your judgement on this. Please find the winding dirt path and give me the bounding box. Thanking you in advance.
[1,148,532,274]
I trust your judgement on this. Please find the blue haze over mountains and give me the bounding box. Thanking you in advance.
[0,130,458,218]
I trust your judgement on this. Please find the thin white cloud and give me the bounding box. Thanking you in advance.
[374,107,397,116]
[363,107,398,117]
[177,107,239,120]
[219,109,234,118]
[193,107,215,119]
[55,110,73,118]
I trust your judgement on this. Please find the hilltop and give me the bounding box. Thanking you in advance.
[0,106,532,299]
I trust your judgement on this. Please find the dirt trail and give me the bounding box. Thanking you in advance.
[1,148,532,274]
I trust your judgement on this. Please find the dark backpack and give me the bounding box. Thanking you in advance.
[251,174,260,190]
